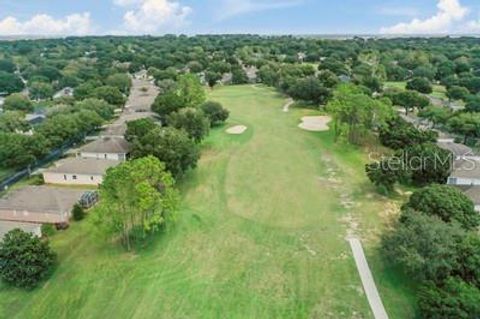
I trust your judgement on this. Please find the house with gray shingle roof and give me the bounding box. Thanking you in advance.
[0,186,87,225]
[79,137,130,161]
[447,158,480,186]
[43,158,120,186]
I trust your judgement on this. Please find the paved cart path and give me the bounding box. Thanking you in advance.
[349,238,389,319]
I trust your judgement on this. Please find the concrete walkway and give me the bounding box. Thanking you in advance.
[349,238,389,319]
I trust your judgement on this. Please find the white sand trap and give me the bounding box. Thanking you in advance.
[226,125,248,135]
[298,116,332,132]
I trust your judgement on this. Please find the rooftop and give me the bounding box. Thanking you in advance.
[45,157,120,175]
[0,221,41,240]
[0,186,87,215]
[80,137,130,154]
[437,142,473,157]
[455,185,480,205]
[451,159,480,179]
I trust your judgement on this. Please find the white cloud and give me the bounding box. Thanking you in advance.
[380,0,468,34]
[215,0,303,21]
[0,13,93,36]
[114,0,192,34]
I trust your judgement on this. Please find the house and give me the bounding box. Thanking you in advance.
[79,137,130,161]
[25,113,46,126]
[0,186,87,225]
[43,158,120,186]
[437,142,475,160]
[455,185,480,212]
[0,221,42,240]
[447,158,480,186]
[53,87,74,99]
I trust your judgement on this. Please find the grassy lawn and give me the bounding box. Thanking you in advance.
[385,81,447,100]
[0,85,415,318]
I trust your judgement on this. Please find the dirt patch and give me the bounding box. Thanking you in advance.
[298,116,332,132]
[226,125,247,135]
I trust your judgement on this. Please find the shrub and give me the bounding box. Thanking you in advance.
[0,229,56,288]
[72,203,85,221]
[200,101,229,127]
[403,184,479,230]
[41,224,56,237]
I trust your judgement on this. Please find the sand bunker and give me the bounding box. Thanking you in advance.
[226,125,248,135]
[298,116,332,132]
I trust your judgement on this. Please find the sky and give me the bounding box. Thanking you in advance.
[0,0,480,36]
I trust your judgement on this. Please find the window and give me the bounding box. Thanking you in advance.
[72,175,77,180]
[104,154,107,159]
[64,175,67,180]
[90,176,94,181]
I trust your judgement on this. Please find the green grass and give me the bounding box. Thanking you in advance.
[0,85,416,318]
[385,81,447,100]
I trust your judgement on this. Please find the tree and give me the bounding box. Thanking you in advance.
[379,117,437,150]
[72,203,85,221]
[0,111,30,133]
[3,93,33,112]
[231,67,248,84]
[125,118,158,142]
[365,158,405,193]
[447,112,480,144]
[406,77,433,94]
[465,95,480,112]
[418,106,451,128]
[0,133,49,168]
[167,107,210,143]
[418,278,480,319]
[0,71,24,95]
[106,73,132,94]
[388,90,430,115]
[0,229,56,288]
[73,98,115,120]
[29,81,54,100]
[287,76,332,105]
[400,143,452,186]
[382,210,465,283]
[177,74,206,108]
[93,156,179,250]
[200,101,229,126]
[447,86,470,101]
[73,80,102,100]
[403,184,479,230]
[152,90,185,120]
[152,74,206,119]
[0,59,16,73]
[205,71,222,88]
[131,127,200,178]
[326,84,393,144]
[93,86,125,107]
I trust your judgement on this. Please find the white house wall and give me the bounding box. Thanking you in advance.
[43,172,104,186]
[447,177,480,186]
[79,152,126,161]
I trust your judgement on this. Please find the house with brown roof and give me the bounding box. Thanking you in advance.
[78,137,130,161]
[43,158,120,186]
